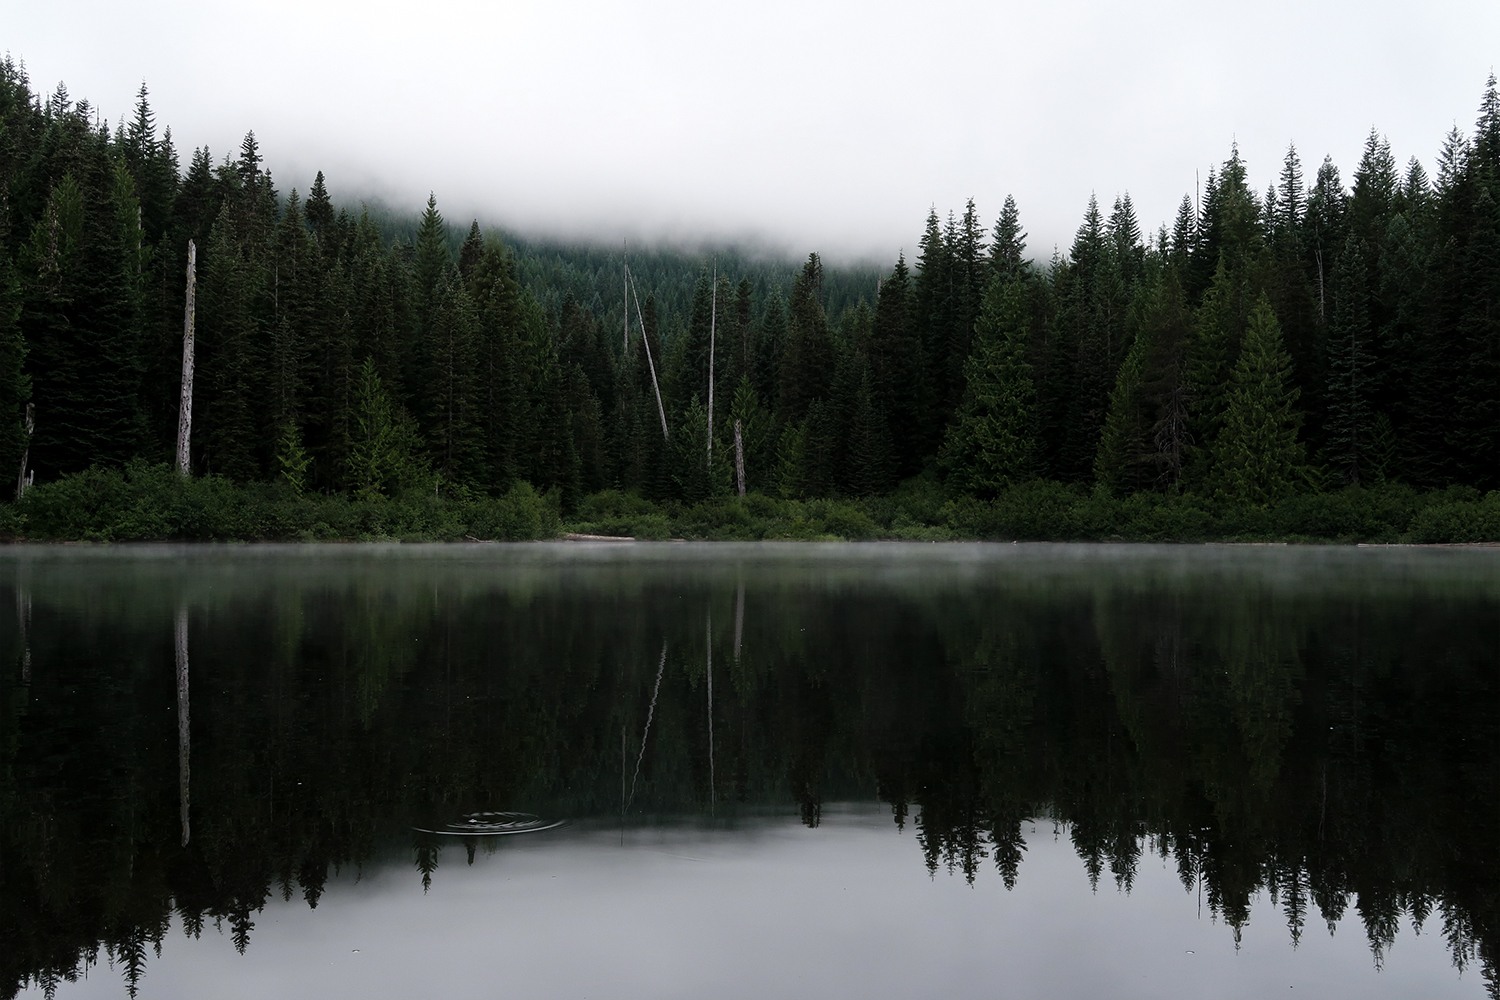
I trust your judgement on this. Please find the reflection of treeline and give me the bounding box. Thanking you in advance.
[0,556,1496,996]
[893,582,1500,994]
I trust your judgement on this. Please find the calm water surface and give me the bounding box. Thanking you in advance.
[1,542,1496,999]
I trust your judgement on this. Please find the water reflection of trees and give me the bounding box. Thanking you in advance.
[0,555,1496,998]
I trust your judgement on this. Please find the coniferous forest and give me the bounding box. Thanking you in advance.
[2,58,1499,541]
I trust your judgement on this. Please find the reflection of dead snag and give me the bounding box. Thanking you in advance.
[16,587,30,684]
[176,606,191,847]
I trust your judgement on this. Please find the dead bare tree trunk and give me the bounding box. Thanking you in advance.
[627,266,669,441]
[734,419,746,497]
[176,240,197,475]
[707,262,717,465]
[15,402,33,501]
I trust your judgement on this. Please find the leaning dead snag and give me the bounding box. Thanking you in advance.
[627,264,669,441]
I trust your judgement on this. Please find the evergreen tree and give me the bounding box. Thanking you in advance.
[425,275,483,483]
[726,376,773,494]
[753,290,786,411]
[1322,237,1377,485]
[305,170,335,246]
[778,253,831,422]
[1266,144,1320,407]
[347,357,428,498]
[1471,70,1500,180]
[1168,194,1197,274]
[1094,313,1150,495]
[912,208,953,446]
[1140,270,1194,492]
[939,277,1037,495]
[0,198,27,484]
[1213,296,1304,506]
[197,204,264,480]
[1184,260,1254,485]
[990,195,1028,283]
[1448,184,1500,488]
[869,255,925,479]
[1053,194,1116,482]
[21,161,147,477]
[1305,156,1348,325]
[843,359,890,496]
[457,220,485,280]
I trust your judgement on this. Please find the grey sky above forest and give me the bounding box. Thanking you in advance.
[7,0,1500,263]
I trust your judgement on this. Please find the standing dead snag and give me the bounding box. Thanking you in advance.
[15,402,33,500]
[176,240,197,475]
[734,418,746,497]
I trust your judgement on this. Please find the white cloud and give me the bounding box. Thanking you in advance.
[7,0,1498,263]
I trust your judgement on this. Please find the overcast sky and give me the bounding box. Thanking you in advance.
[7,1,1499,263]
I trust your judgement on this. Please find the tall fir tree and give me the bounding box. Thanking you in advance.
[869,255,925,479]
[990,195,1028,283]
[939,276,1038,495]
[1322,236,1378,485]
[1213,295,1304,507]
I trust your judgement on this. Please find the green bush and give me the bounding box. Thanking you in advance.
[1407,491,1500,543]
[467,482,559,540]
[975,481,1085,539]
[0,501,22,539]
[807,499,880,540]
[574,489,658,522]
[1270,484,1419,541]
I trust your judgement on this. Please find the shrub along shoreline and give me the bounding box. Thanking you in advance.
[0,462,1497,544]
[2,464,1500,548]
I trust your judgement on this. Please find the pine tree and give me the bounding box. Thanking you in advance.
[305,170,335,247]
[843,359,890,496]
[869,255,925,479]
[912,208,953,447]
[1168,195,1197,275]
[347,357,428,498]
[1471,70,1500,180]
[197,205,264,480]
[425,275,482,483]
[22,161,147,477]
[1213,296,1304,507]
[990,195,1028,283]
[1054,194,1114,482]
[726,376,773,494]
[778,253,831,422]
[939,277,1037,495]
[1448,184,1500,488]
[0,197,27,484]
[274,419,311,494]
[752,290,786,410]
[1094,316,1149,495]
[1322,237,1377,485]
[1305,156,1348,325]
[457,220,484,280]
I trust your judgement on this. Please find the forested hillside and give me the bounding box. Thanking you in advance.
[1,57,1498,540]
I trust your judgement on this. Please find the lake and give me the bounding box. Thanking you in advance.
[1,542,1497,999]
